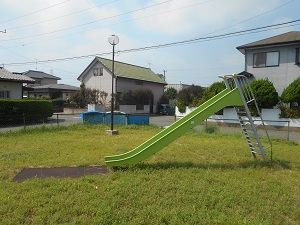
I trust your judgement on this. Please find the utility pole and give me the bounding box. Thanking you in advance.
[163,69,167,81]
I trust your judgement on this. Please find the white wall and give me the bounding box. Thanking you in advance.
[0,82,23,99]
[119,105,150,114]
[245,45,300,95]
[176,106,300,128]
[81,61,114,105]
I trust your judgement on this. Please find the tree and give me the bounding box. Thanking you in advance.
[69,83,104,108]
[201,81,226,102]
[175,85,203,113]
[119,88,154,105]
[165,87,177,99]
[250,78,279,109]
[157,94,169,105]
[281,78,300,106]
[280,78,300,118]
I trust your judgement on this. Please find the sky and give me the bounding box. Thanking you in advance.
[0,0,300,87]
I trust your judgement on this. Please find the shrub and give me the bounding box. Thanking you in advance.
[0,99,53,122]
[281,78,300,106]
[68,83,102,108]
[157,94,169,105]
[203,124,219,133]
[280,78,300,118]
[249,78,279,110]
[52,99,67,112]
[175,85,203,113]
[165,87,177,99]
[119,88,154,105]
[201,81,226,103]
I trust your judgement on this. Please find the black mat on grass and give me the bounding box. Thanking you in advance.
[13,166,108,182]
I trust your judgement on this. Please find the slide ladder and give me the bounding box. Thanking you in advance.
[220,74,272,162]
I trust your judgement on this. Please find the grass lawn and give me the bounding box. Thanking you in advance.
[0,124,299,224]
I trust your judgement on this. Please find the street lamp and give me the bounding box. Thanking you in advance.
[108,34,119,135]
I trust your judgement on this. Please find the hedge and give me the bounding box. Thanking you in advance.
[0,99,53,118]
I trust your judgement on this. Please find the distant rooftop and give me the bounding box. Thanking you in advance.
[237,31,300,54]
[23,70,61,80]
[32,84,79,91]
[0,67,35,83]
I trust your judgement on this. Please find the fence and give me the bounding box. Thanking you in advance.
[0,114,298,142]
[201,118,293,141]
[0,114,83,132]
[0,113,150,132]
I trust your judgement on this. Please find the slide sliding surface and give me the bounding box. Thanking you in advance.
[105,88,243,166]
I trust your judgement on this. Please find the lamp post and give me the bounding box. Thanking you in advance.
[108,34,119,134]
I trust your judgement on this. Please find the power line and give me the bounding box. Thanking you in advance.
[4,0,292,49]
[3,19,300,67]
[6,0,120,31]
[0,0,174,43]
[4,0,216,48]
[0,0,72,25]
[202,0,297,36]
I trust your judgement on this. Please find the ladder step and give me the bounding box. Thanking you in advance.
[251,150,262,155]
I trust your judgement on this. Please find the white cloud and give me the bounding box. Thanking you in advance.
[132,0,281,35]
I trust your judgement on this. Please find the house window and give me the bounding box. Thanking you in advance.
[296,48,300,64]
[253,51,279,67]
[135,81,143,86]
[93,67,103,76]
[0,91,10,98]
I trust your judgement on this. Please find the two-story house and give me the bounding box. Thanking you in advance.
[77,57,166,110]
[236,31,300,95]
[24,70,79,99]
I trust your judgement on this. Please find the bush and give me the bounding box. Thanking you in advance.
[52,99,67,112]
[165,87,177,99]
[201,81,226,103]
[203,124,219,133]
[0,99,53,122]
[249,78,279,112]
[119,88,154,105]
[157,94,169,105]
[68,83,102,108]
[281,78,300,106]
[175,85,203,113]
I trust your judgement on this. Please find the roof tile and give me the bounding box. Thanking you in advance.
[0,67,35,83]
[97,57,166,84]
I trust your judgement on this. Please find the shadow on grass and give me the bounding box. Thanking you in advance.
[115,159,292,171]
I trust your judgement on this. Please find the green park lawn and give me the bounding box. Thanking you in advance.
[0,124,299,224]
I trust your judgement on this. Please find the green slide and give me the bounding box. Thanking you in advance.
[105,88,243,166]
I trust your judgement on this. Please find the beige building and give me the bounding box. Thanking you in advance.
[78,57,166,110]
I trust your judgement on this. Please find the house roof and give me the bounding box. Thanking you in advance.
[78,57,166,84]
[237,31,300,54]
[0,67,35,83]
[23,70,61,80]
[31,84,80,91]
